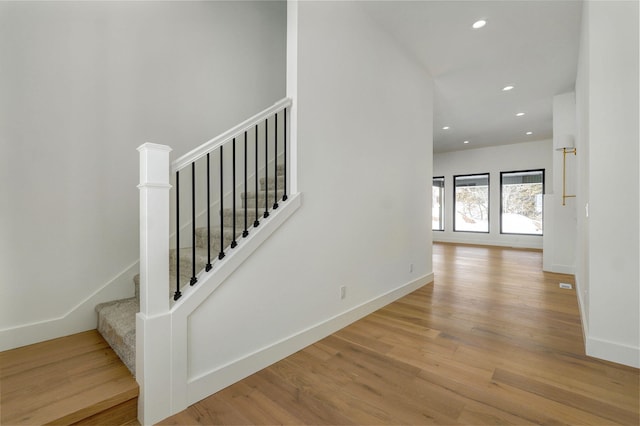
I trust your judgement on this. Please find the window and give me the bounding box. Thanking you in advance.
[432,177,444,231]
[500,170,544,235]
[454,174,489,233]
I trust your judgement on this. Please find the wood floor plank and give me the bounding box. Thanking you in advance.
[270,358,392,425]
[247,368,353,425]
[457,399,538,425]
[493,367,639,425]
[496,355,640,410]
[71,397,139,426]
[160,243,639,425]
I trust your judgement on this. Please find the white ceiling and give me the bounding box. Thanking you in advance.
[360,0,583,153]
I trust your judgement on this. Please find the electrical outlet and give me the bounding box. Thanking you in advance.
[559,283,573,290]
[340,285,346,300]
[410,263,413,273]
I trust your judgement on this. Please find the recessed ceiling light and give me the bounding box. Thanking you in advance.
[516,112,525,117]
[526,131,533,135]
[502,85,514,91]
[442,126,450,130]
[463,140,470,144]
[472,20,487,29]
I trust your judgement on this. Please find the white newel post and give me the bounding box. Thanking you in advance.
[136,143,173,425]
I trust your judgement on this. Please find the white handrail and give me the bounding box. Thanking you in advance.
[171,97,292,173]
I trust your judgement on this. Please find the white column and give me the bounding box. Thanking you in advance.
[137,143,172,315]
[136,143,173,425]
[287,0,298,195]
[543,93,577,273]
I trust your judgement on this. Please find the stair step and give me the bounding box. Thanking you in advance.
[259,175,286,190]
[194,226,244,249]
[0,330,138,425]
[95,298,137,375]
[170,246,210,273]
[221,207,264,229]
[241,191,283,208]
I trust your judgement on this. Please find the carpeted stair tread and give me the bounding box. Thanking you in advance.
[194,226,244,249]
[96,297,137,375]
[259,175,286,190]
[170,246,210,268]
[242,190,282,199]
[273,163,285,175]
[241,191,282,209]
[221,208,263,229]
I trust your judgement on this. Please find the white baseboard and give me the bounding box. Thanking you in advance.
[575,275,589,348]
[586,336,640,368]
[575,276,639,368]
[0,261,138,351]
[543,263,576,274]
[186,272,434,406]
[433,236,542,250]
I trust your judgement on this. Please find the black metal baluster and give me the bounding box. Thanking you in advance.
[174,171,182,301]
[273,112,279,210]
[254,124,260,228]
[218,146,225,260]
[283,107,288,201]
[243,132,249,238]
[205,153,212,272]
[190,163,197,285]
[263,118,269,219]
[231,138,238,249]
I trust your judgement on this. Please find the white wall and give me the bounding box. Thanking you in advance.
[0,1,286,350]
[543,92,577,273]
[433,140,552,249]
[575,0,639,368]
[185,0,433,398]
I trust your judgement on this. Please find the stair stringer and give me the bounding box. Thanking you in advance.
[143,192,301,423]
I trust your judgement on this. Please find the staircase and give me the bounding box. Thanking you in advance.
[96,169,284,375]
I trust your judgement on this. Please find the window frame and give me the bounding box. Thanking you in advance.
[499,169,545,236]
[432,176,445,231]
[453,173,490,234]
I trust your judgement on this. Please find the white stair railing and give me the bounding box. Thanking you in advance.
[135,98,294,424]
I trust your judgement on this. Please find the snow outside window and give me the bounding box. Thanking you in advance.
[500,170,544,235]
[454,174,489,233]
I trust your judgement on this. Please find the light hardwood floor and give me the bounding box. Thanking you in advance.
[160,243,639,425]
[0,330,139,425]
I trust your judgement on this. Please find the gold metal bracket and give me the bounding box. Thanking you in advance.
[561,147,576,206]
